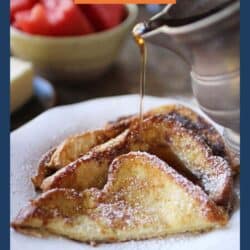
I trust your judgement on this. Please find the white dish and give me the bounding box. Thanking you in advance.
[11,95,239,250]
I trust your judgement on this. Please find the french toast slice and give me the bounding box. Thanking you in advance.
[33,104,237,189]
[12,152,228,244]
[32,126,128,188]
[40,115,232,207]
[108,104,237,172]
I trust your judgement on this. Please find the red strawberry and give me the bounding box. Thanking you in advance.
[14,0,95,36]
[11,0,37,22]
[80,4,125,31]
[14,3,51,35]
[42,0,95,36]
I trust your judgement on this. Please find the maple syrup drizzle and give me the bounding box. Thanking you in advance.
[133,23,147,132]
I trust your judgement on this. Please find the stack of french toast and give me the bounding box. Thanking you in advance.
[11,104,239,244]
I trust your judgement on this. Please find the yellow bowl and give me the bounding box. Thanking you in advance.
[11,4,138,82]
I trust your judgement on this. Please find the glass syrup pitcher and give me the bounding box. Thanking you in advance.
[133,0,240,156]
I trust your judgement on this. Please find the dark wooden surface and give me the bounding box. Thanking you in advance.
[11,6,192,131]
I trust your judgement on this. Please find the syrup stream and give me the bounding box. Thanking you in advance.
[133,24,147,132]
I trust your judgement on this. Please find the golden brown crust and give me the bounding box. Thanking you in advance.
[32,128,126,190]
[12,153,228,243]
[33,104,237,190]
[109,104,238,173]
[40,115,232,208]
[47,127,130,168]
[41,130,130,192]
[31,148,56,189]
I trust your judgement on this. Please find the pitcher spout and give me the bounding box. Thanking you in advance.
[133,21,191,65]
[132,5,191,65]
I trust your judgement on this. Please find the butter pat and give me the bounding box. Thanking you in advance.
[11,57,33,112]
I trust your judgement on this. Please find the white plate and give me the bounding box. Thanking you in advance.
[11,95,240,250]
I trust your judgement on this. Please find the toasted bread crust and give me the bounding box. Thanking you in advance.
[31,148,56,189]
[109,104,238,172]
[32,128,126,189]
[40,115,232,208]
[42,130,130,192]
[33,105,237,190]
[12,153,228,243]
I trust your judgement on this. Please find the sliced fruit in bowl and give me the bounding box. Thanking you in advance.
[12,0,96,36]
[10,1,137,82]
[81,4,126,31]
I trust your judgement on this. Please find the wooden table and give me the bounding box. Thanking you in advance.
[11,6,192,131]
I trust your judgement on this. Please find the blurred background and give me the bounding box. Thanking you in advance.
[11,3,192,131]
